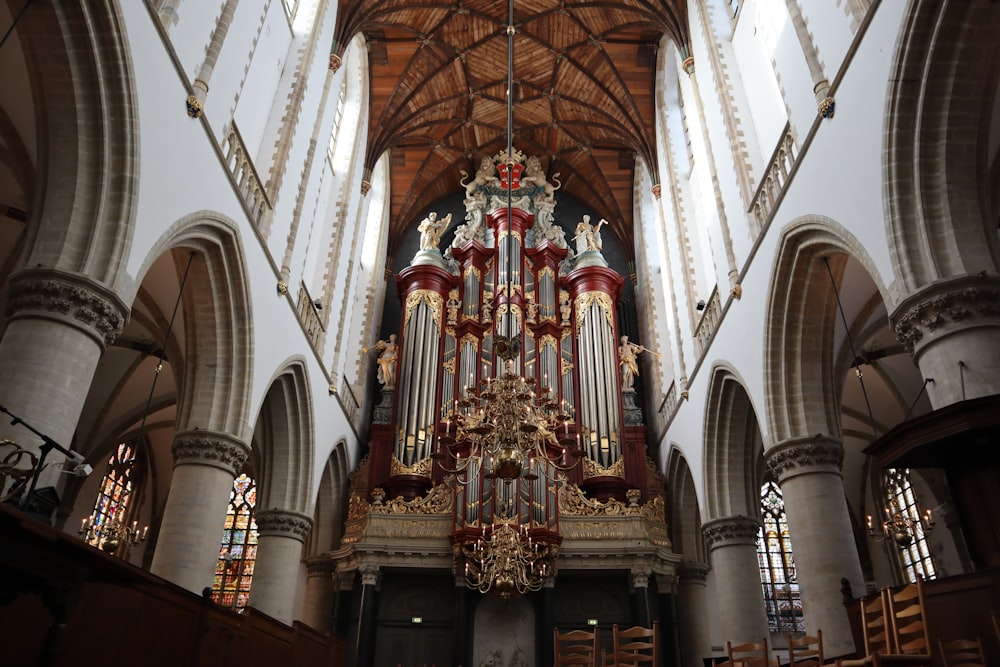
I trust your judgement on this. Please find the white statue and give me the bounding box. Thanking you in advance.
[418,211,453,251]
[573,215,606,254]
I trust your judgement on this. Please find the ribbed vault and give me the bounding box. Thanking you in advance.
[333,0,689,256]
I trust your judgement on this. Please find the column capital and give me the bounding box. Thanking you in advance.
[5,268,128,348]
[305,556,335,577]
[359,562,381,587]
[891,274,1000,354]
[630,567,652,589]
[255,509,313,543]
[676,561,711,584]
[765,435,843,483]
[702,516,760,549]
[170,430,251,475]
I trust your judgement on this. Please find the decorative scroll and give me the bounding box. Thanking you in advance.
[373,482,455,515]
[404,289,444,331]
[575,291,615,333]
[342,492,370,545]
[390,454,433,478]
[538,334,557,352]
[582,456,625,479]
[443,357,456,374]
[561,358,574,376]
[558,482,633,516]
[464,265,482,280]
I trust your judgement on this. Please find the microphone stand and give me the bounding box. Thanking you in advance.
[0,403,83,513]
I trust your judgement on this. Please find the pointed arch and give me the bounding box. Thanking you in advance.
[665,445,706,563]
[137,212,254,441]
[14,1,138,287]
[884,0,1000,289]
[253,357,316,514]
[310,440,351,554]
[703,362,765,520]
[763,217,888,443]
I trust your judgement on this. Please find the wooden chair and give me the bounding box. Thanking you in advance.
[554,627,599,666]
[601,622,657,666]
[938,637,986,667]
[787,629,825,666]
[886,580,931,660]
[837,582,931,666]
[724,638,773,667]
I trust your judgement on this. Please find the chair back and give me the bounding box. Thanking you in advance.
[886,579,930,656]
[787,629,824,666]
[938,637,985,667]
[554,627,599,666]
[604,622,658,666]
[727,638,771,667]
[858,589,892,655]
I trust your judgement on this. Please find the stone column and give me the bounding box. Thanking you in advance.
[703,516,769,645]
[301,557,336,631]
[630,568,653,628]
[248,509,313,623]
[892,275,1000,408]
[0,269,127,493]
[675,562,712,667]
[766,436,864,658]
[354,563,380,667]
[150,430,250,594]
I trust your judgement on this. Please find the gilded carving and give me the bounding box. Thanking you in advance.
[538,334,557,352]
[582,456,625,479]
[561,358,573,376]
[559,482,631,516]
[464,265,482,281]
[443,357,456,374]
[390,454,433,478]
[574,291,614,333]
[373,482,454,515]
[403,289,444,332]
[537,266,556,282]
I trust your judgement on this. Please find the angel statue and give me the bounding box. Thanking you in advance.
[418,211,453,251]
[365,334,398,388]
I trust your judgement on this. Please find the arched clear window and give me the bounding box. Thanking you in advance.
[757,480,805,632]
[212,472,259,612]
[83,442,142,557]
[883,468,936,583]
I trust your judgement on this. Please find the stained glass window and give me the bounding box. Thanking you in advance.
[85,442,138,554]
[757,480,805,632]
[211,473,259,612]
[883,469,936,583]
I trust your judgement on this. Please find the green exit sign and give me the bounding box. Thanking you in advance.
[587,619,599,626]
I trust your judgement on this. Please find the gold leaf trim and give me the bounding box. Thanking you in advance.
[575,291,614,333]
[583,456,625,479]
[404,290,444,332]
[375,483,455,515]
[390,455,433,477]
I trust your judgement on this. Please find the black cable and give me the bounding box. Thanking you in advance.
[823,257,879,438]
[136,253,195,437]
[0,0,34,52]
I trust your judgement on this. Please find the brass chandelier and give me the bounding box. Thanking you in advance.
[867,501,934,547]
[460,522,556,600]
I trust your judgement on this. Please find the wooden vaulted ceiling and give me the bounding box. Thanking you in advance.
[333,0,689,257]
